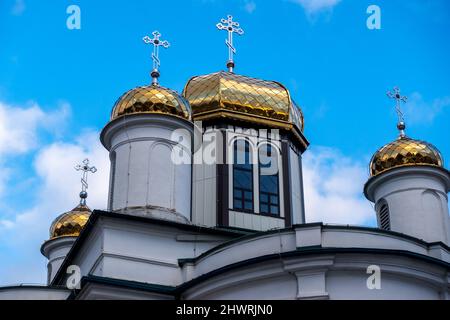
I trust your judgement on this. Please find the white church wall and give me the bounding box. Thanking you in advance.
[102,115,193,222]
[183,252,449,300]
[41,237,76,284]
[366,167,450,245]
[289,146,305,224]
[40,215,450,300]
[67,217,236,288]
[75,283,175,300]
[192,127,217,226]
[184,265,297,300]
[0,287,70,300]
[326,269,441,300]
[71,224,105,279]
[181,225,450,284]
[228,210,285,231]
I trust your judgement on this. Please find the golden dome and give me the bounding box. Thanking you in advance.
[111,84,191,121]
[183,71,304,132]
[49,204,91,239]
[370,136,444,176]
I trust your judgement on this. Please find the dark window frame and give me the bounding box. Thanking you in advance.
[258,143,280,216]
[232,139,254,212]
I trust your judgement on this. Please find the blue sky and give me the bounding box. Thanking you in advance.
[0,0,449,285]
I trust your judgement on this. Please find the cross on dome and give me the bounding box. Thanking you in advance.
[143,30,170,85]
[387,86,408,138]
[216,15,244,73]
[75,158,97,205]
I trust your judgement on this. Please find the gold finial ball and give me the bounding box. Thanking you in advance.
[397,121,406,131]
[369,137,444,176]
[49,204,91,239]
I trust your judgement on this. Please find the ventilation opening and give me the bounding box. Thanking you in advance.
[377,200,391,231]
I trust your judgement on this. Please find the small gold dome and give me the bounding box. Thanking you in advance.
[370,136,444,176]
[49,204,91,239]
[111,85,191,121]
[183,71,304,132]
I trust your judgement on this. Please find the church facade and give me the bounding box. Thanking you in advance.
[1,20,449,300]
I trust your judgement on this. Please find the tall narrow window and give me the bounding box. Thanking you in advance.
[377,200,390,230]
[259,144,280,215]
[233,139,253,212]
[108,151,117,211]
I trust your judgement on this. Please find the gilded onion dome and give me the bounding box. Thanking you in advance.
[182,71,304,133]
[369,136,444,176]
[49,204,91,239]
[111,84,191,121]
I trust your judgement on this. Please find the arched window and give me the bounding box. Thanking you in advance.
[259,143,280,215]
[376,200,390,230]
[233,139,253,212]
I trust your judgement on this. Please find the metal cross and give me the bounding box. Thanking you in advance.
[387,86,408,137]
[216,15,244,72]
[75,159,97,205]
[143,31,170,84]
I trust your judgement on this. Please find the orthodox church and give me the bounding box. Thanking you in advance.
[1,16,449,300]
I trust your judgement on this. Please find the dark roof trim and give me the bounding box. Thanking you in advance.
[0,285,68,291]
[52,210,251,286]
[93,210,253,236]
[79,275,177,296]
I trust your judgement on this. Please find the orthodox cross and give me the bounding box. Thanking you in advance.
[75,158,97,205]
[387,86,408,138]
[143,31,170,85]
[216,15,244,73]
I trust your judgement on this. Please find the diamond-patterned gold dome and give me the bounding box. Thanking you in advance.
[370,136,444,176]
[111,85,191,121]
[182,71,304,132]
[49,204,91,239]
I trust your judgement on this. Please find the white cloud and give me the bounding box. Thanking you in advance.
[290,0,341,17]
[302,146,375,226]
[244,1,257,14]
[403,92,450,125]
[0,101,70,155]
[0,99,108,285]
[0,130,110,285]
[2,131,110,232]
[11,0,26,16]
[0,101,70,201]
[0,219,14,229]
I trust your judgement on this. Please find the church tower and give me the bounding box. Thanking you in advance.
[100,31,194,223]
[183,16,309,231]
[364,87,450,245]
[41,159,96,284]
